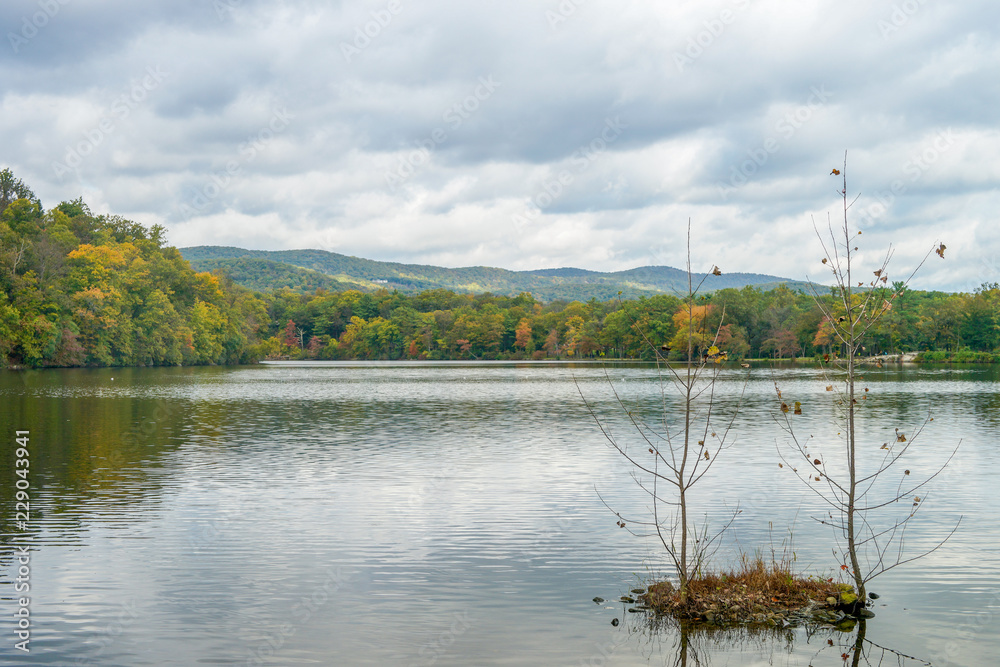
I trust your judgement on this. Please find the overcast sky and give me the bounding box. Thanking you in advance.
[2,0,998,290]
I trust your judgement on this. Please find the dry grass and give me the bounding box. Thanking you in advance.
[641,554,853,625]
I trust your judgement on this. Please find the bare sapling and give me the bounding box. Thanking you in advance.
[581,221,749,603]
[775,156,961,614]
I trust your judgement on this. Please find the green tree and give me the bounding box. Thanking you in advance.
[189,299,226,364]
[960,284,1000,351]
[0,168,39,214]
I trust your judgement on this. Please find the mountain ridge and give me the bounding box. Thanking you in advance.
[179,245,818,301]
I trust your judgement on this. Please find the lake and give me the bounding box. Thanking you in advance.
[1,361,998,665]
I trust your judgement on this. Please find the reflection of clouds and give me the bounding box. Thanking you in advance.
[4,362,997,664]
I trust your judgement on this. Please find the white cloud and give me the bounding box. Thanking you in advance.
[1,0,998,290]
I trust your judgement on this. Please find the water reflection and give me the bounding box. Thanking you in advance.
[634,617,797,667]
[0,362,998,665]
[621,614,934,667]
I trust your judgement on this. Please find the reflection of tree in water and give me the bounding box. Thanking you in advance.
[805,620,933,667]
[970,389,1000,429]
[620,612,794,666]
[620,613,932,667]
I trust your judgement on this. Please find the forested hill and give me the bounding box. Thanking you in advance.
[180,246,816,301]
[0,169,268,369]
[5,167,999,371]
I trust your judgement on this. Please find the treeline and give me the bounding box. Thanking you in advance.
[1,169,268,368]
[260,279,1000,362]
[3,168,999,368]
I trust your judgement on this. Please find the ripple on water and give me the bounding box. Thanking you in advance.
[1,362,997,665]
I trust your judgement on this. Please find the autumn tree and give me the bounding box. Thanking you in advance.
[514,318,532,352]
[542,328,560,357]
[283,319,299,349]
[667,303,714,356]
[812,316,837,353]
[307,335,323,358]
[1,168,269,369]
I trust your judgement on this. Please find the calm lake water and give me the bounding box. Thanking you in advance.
[1,361,998,666]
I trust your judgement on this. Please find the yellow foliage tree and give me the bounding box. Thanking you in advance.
[668,304,714,355]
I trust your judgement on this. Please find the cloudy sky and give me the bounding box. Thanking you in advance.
[2,0,998,290]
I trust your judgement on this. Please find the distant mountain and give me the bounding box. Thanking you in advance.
[180,246,817,301]
[191,257,359,293]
